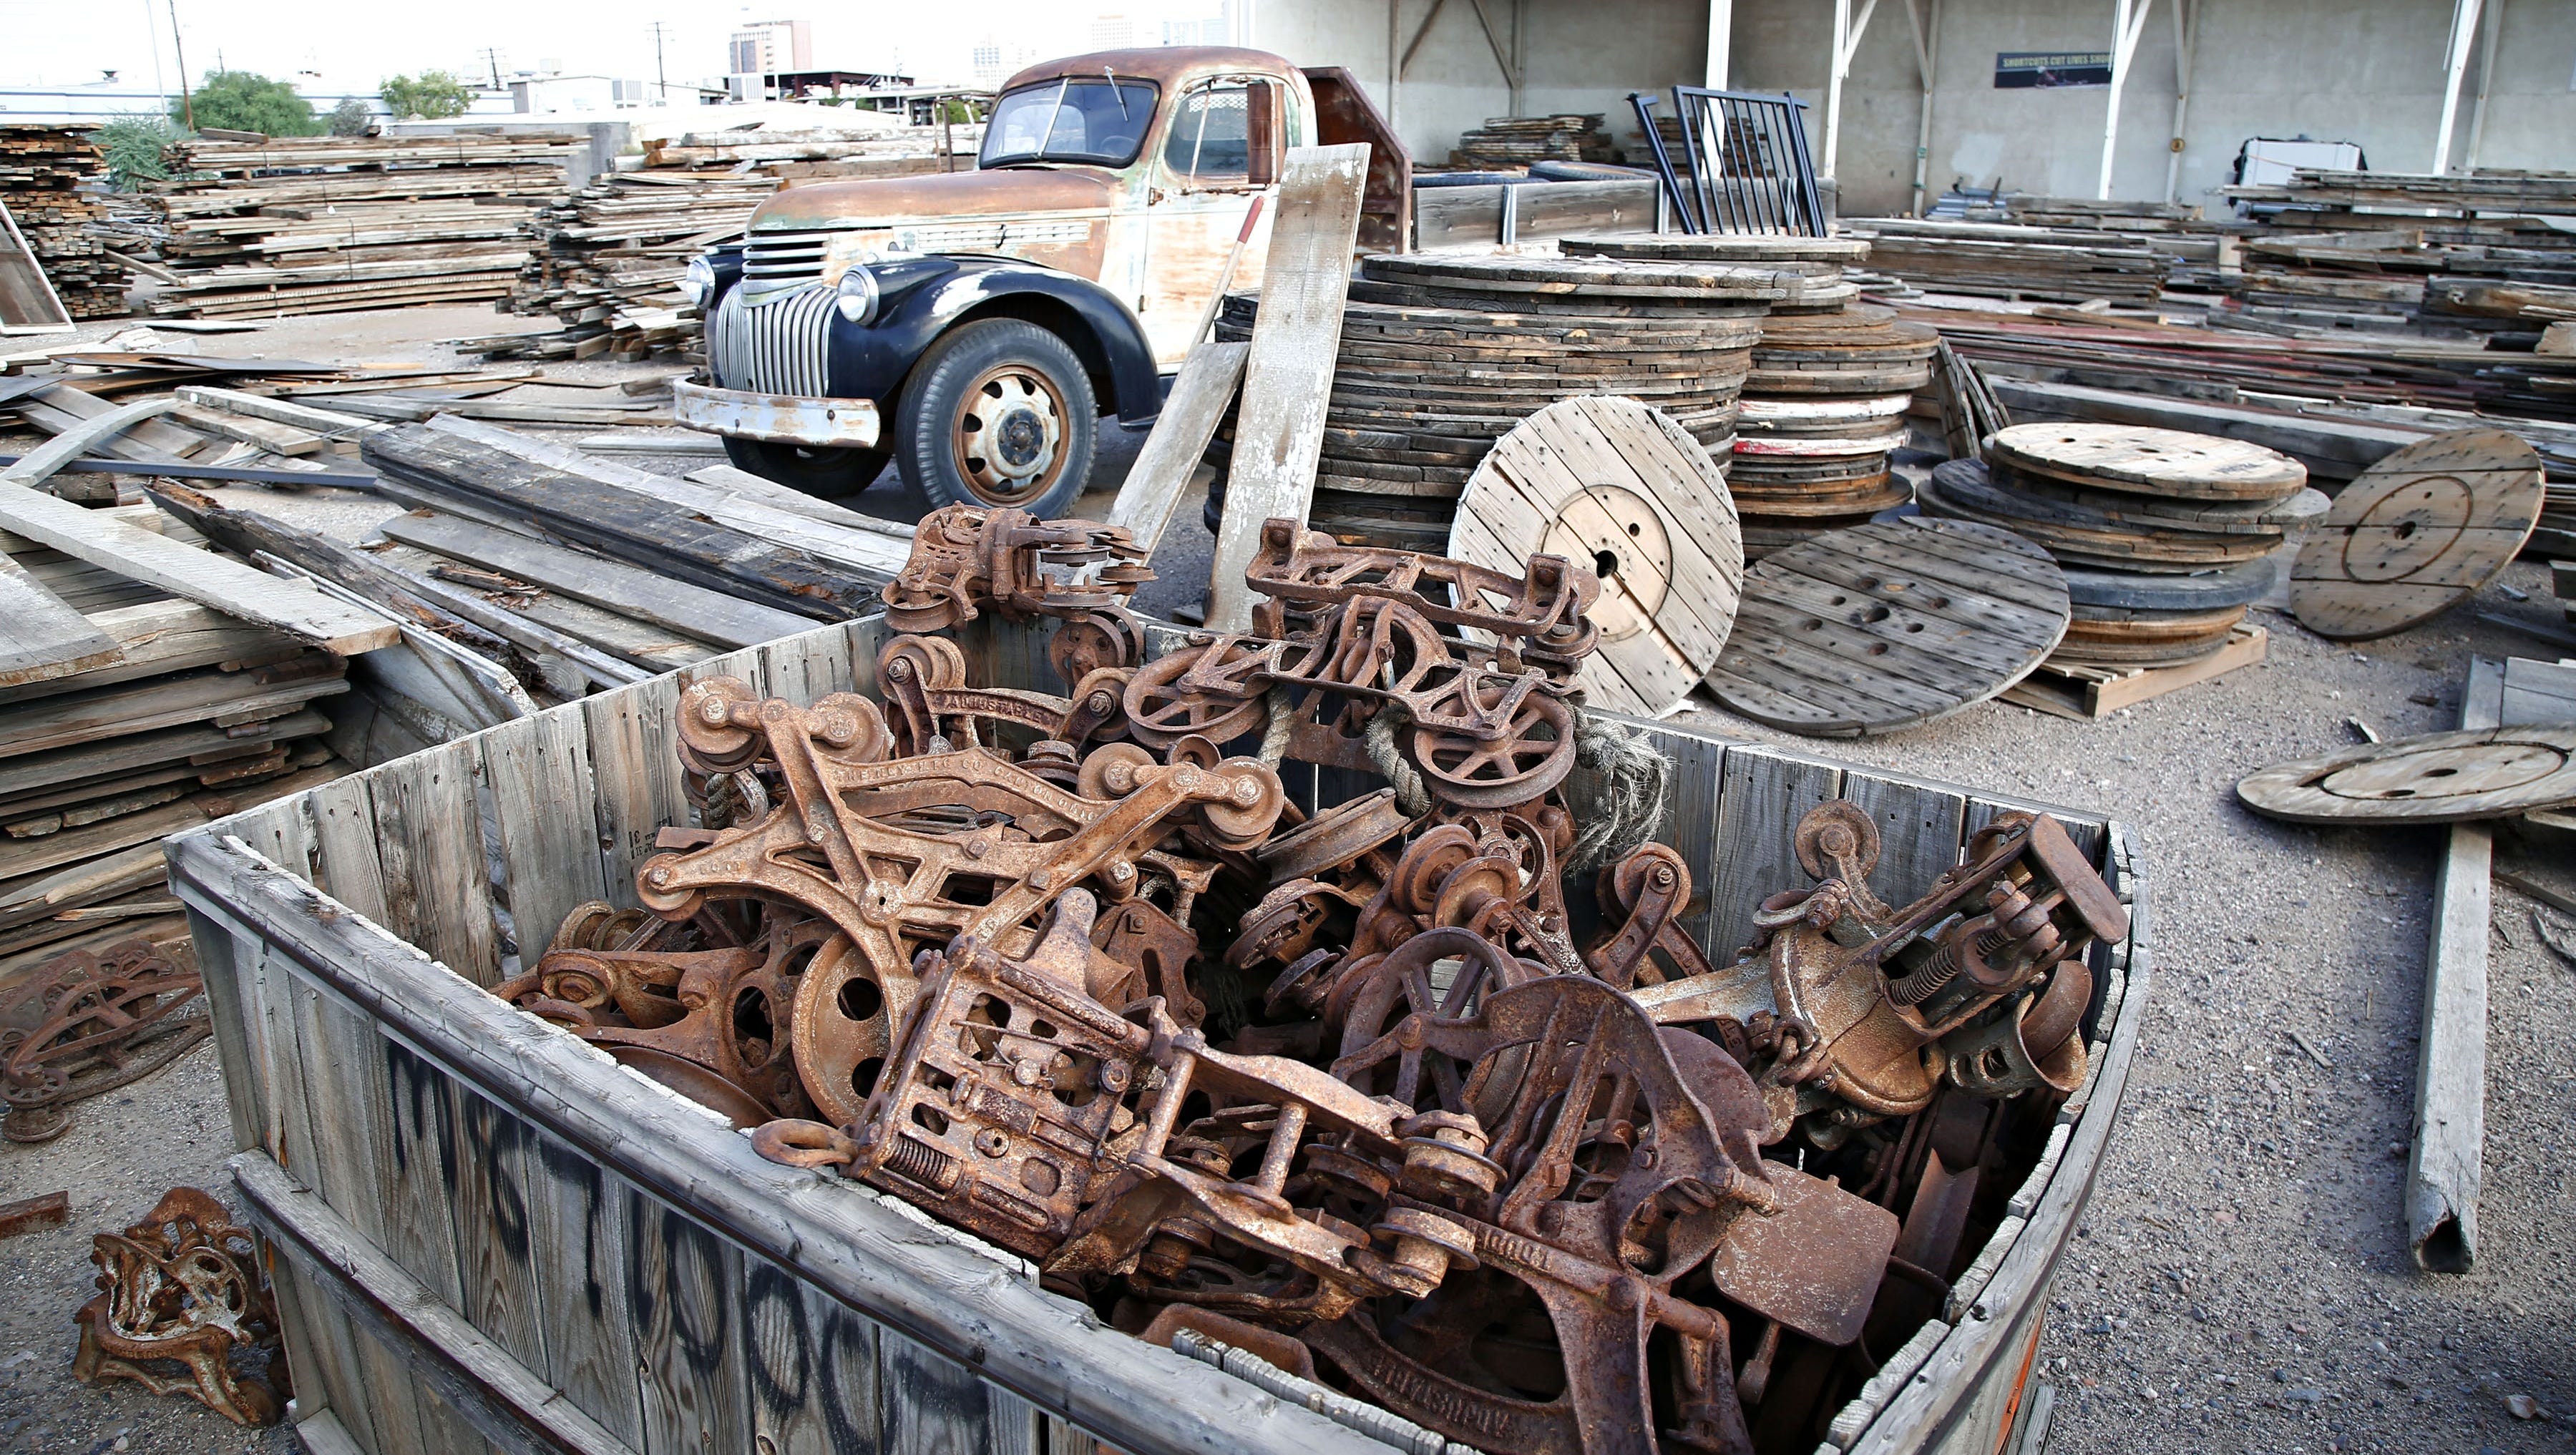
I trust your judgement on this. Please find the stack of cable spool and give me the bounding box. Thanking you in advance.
[1563,235,1934,557]
[1209,248,1850,551]
[1920,423,2327,670]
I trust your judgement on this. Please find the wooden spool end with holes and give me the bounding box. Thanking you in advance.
[2237,725,2576,825]
[1447,396,1742,718]
[1986,422,2308,502]
[1705,517,2071,737]
[2288,428,2546,642]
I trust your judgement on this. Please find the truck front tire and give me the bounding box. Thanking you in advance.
[893,318,1097,517]
[721,438,889,498]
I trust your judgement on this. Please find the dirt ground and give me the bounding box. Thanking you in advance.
[3,305,2572,1454]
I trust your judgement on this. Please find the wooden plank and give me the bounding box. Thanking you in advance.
[584,675,691,906]
[269,1259,387,1455]
[0,397,181,484]
[743,1254,887,1455]
[479,712,610,963]
[233,1151,640,1455]
[1840,773,1969,909]
[369,739,503,985]
[0,552,121,687]
[0,475,396,654]
[1963,795,2107,866]
[1106,340,1248,559]
[0,662,346,763]
[177,909,268,1156]
[449,1089,552,1378]
[1707,748,1845,958]
[372,1032,469,1308]
[625,1193,753,1454]
[2497,656,2576,727]
[2409,655,2502,1273]
[384,509,815,650]
[522,1139,650,1450]
[1206,143,1371,632]
[306,773,391,920]
[879,1328,1007,1455]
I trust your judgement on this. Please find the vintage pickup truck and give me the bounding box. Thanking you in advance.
[675,47,1407,514]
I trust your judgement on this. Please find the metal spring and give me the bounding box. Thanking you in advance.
[1888,927,2016,1005]
[882,1134,962,1192]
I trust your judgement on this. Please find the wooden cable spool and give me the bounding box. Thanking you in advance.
[1985,422,2308,503]
[1448,396,1742,717]
[1561,234,1873,265]
[2287,428,2545,642]
[1704,518,2069,736]
[2237,725,2576,825]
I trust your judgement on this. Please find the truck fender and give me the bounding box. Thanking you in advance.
[847,259,1167,425]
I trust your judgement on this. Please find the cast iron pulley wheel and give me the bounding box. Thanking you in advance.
[894,318,1098,516]
[720,437,889,498]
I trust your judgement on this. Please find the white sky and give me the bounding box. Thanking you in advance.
[0,1,1229,94]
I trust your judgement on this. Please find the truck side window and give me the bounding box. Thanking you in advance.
[1162,84,1252,184]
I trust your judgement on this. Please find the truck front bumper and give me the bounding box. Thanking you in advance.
[674,381,881,450]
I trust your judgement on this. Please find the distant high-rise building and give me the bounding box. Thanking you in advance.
[971,36,1040,89]
[728,19,812,78]
[1091,14,1133,49]
[1159,3,1234,46]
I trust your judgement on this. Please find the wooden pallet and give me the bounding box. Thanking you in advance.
[2002,624,2268,720]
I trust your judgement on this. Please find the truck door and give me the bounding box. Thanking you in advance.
[1138,77,1281,368]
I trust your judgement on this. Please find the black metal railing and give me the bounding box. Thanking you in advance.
[1627,87,1827,237]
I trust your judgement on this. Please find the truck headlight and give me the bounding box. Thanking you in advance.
[834,266,881,325]
[680,255,716,308]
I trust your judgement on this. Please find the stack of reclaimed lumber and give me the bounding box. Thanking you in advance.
[0,409,402,976]
[484,170,781,361]
[2225,167,2576,220]
[140,132,582,318]
[0,361,391,502]
[1908,303,2576,425]
[643,122,977,178]
[2216,226,2576,338]
[1840,217,2168,303]
[0,125,128,318]
[1448,114,1614,169]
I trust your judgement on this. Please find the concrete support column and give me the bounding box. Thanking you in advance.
[1823,0,1879,180]
[1906,0,1941,217]
[2162,0,2195,205]
[2097,0,2155,201]
[2431,0,2484,173]
[1706,0,1732,88]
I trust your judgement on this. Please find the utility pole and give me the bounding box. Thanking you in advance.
[649,22,670,105]
[482,48,504,92]
[167,0,195,130]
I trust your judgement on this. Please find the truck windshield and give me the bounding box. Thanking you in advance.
[980,77,1161,168]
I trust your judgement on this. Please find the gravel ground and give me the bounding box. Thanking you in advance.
[5,308,2571,1452]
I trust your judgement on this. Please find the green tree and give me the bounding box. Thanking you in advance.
[172,70,321,136]
[326,96,374,136]
[96,114,182,189]
[379,70,475,122]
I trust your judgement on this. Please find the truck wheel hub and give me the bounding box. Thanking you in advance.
[956,365,1065,502]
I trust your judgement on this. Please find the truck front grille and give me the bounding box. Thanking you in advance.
[741,230,833,298]
[708,283,834,398]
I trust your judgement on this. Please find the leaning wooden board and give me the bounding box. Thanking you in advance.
[1205,144,1371,632]
[1447,396,1742,717]
[168,610,2144,1455]
[1707,519,2071,737]
[2288,428,2545,641]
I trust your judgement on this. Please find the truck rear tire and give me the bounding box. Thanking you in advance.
[893,318,1096,518]
[721,438,889,498]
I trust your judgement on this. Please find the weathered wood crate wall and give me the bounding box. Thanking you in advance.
[167,613,2149,1455]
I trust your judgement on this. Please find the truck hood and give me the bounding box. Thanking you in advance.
[751,167,1121,233]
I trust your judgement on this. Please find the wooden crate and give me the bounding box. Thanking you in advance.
[166,613,2150,1455]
